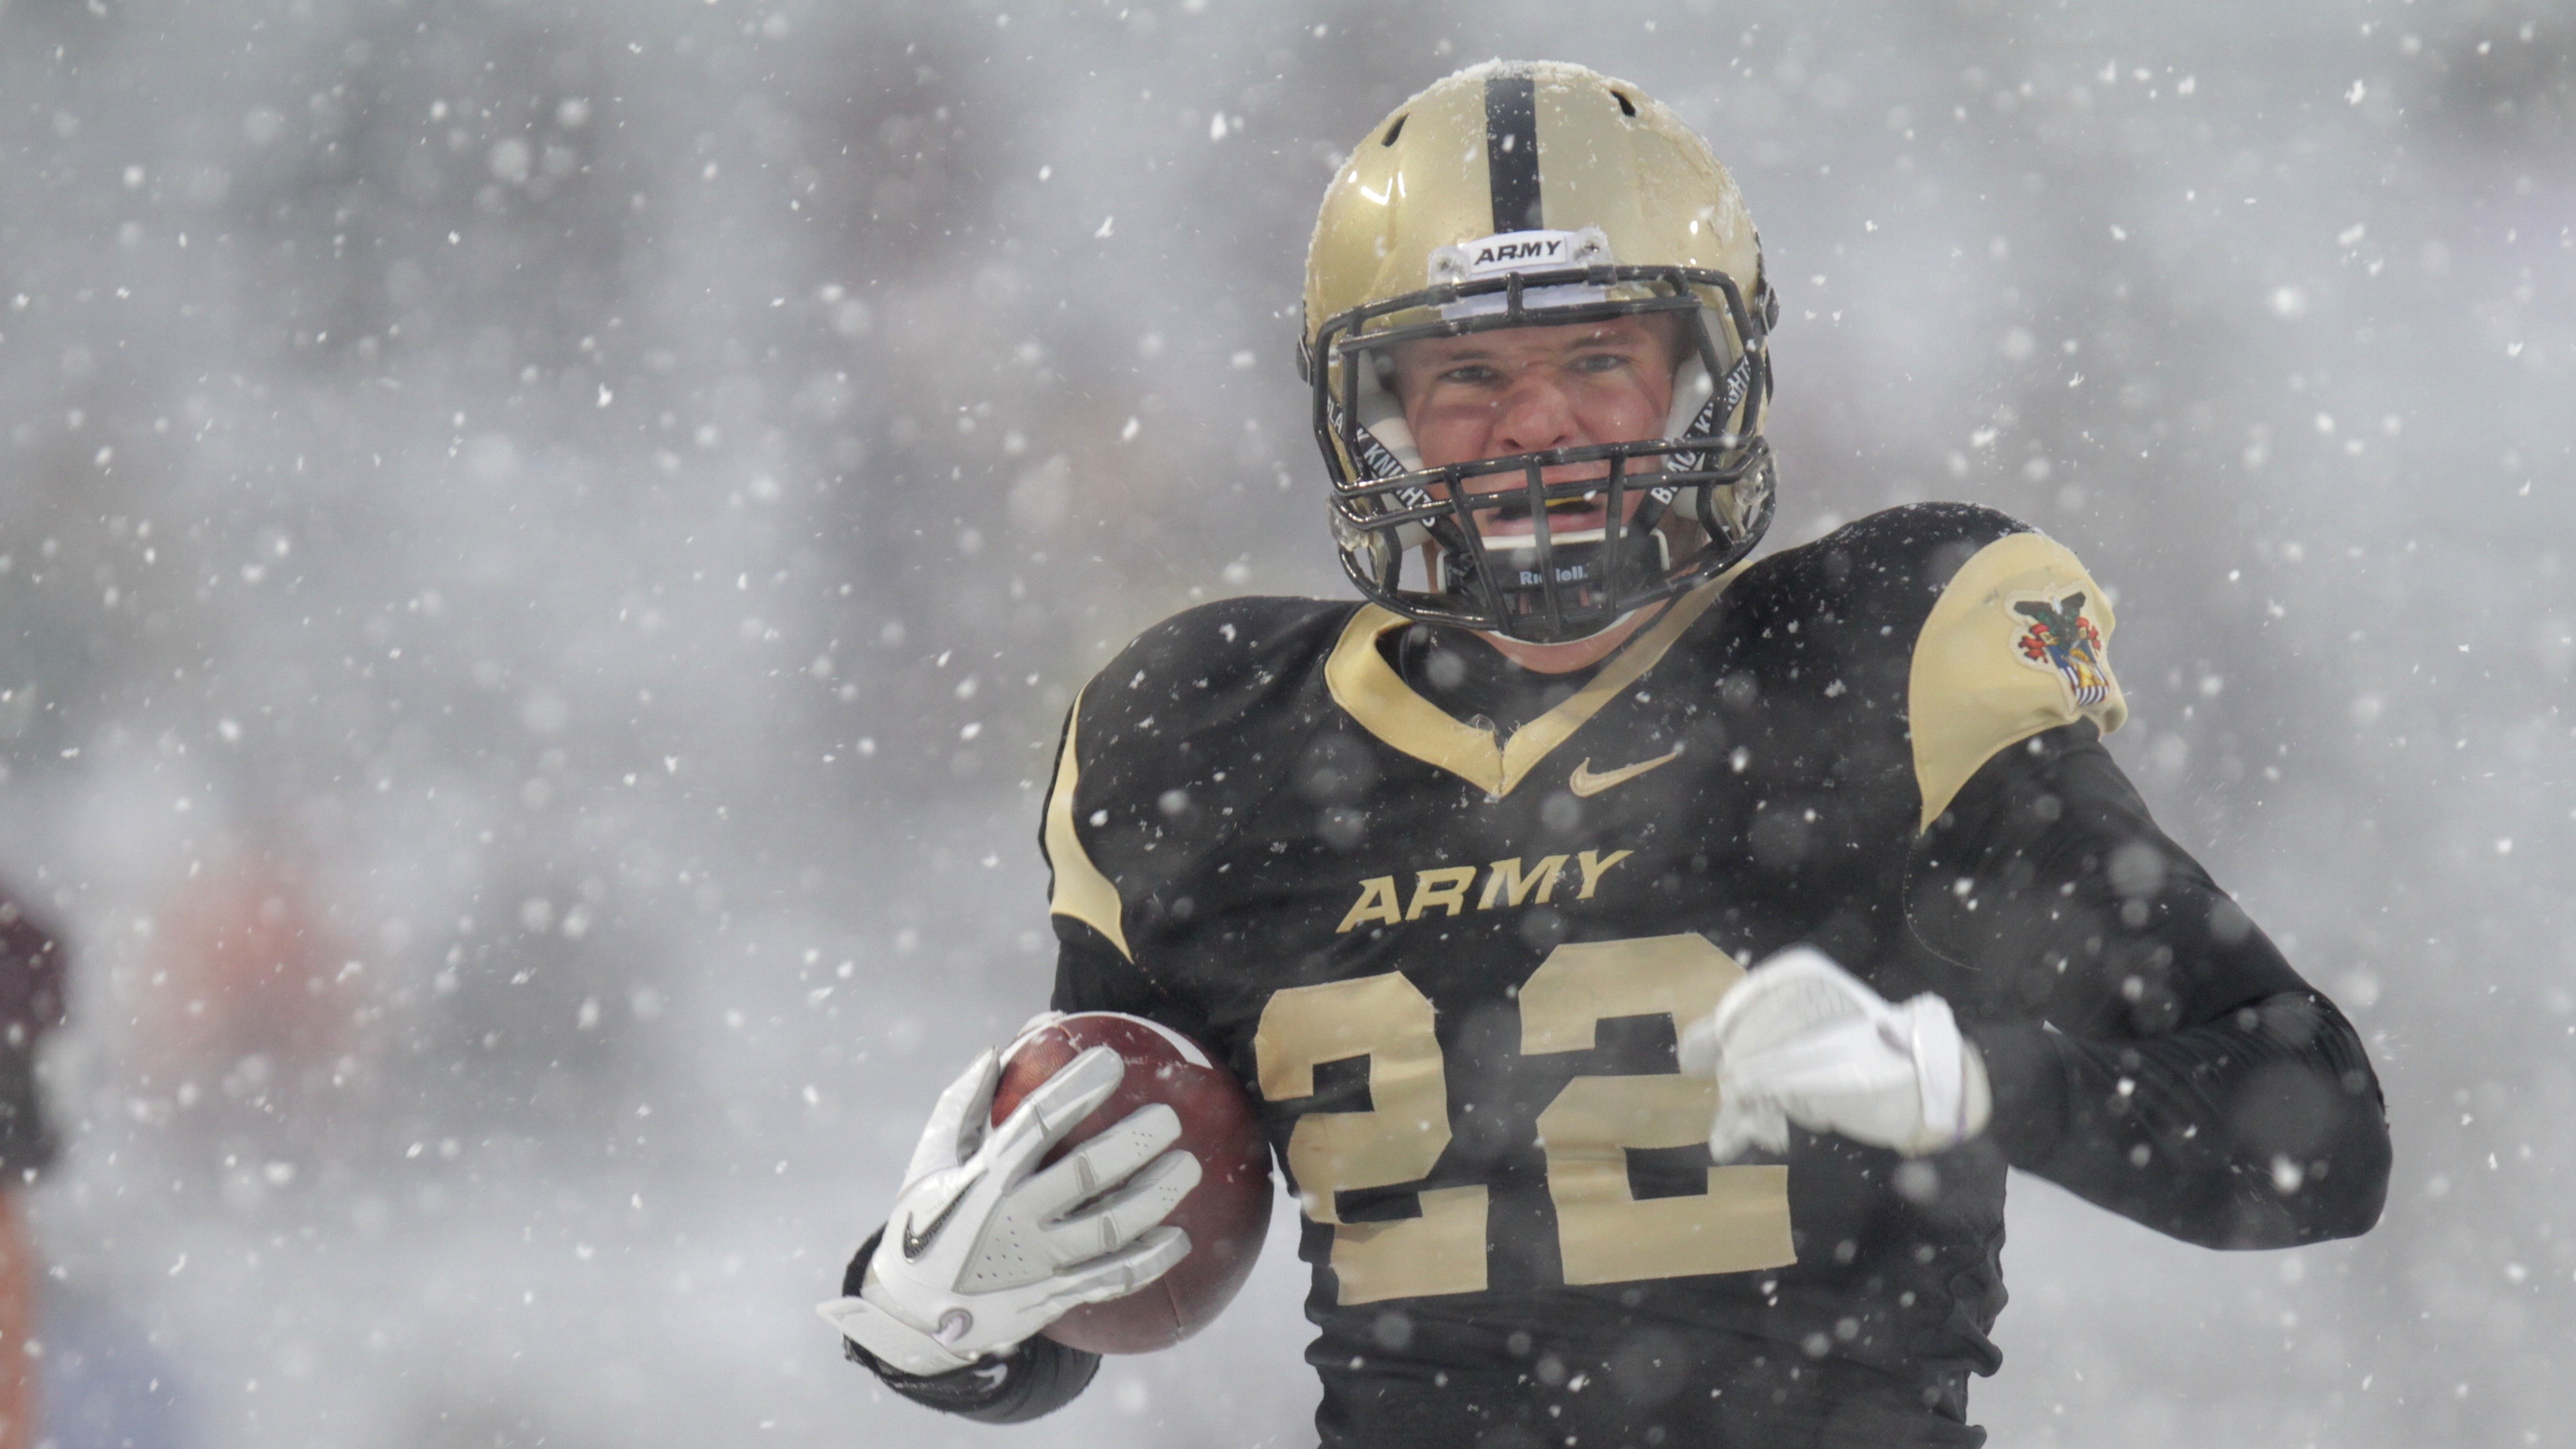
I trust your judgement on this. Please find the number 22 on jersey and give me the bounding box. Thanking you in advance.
[1252,934,1796,1305]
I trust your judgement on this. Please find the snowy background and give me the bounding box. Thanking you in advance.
[0,1,2567,1445]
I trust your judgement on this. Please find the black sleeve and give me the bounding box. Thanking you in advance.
[836,1228,1102,1424]
[1907,724,2392,1248]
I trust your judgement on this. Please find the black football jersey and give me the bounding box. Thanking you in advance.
[846,502,2389,1447]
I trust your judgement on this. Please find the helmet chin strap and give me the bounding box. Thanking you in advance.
[1350,360,1437,552]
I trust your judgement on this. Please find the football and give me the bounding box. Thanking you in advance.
[991,1011,1274,1354]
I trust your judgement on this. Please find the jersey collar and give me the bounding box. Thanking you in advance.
[1324,569,1737,799]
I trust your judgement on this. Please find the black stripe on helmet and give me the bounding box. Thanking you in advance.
[1483,71,1542,232]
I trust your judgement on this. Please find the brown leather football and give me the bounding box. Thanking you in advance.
[990,1012,1274,1354]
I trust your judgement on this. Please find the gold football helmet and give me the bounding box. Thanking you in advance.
[1300,61,1777,642]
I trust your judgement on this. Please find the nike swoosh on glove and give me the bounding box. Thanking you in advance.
[1677,947,1994,1162]
[817,1043,1198,1376]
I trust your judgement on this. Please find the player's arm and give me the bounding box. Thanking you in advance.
[831,926,1195,1423]
[1687,524,2387,1243]
[1886,526,2385,1245]
[1912,722,2389,1247]
[830,687,1211,1422]
[821,1043,1196,1421]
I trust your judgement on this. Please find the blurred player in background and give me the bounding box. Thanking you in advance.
[822,62,2390,1446]
[0,887,67,1449]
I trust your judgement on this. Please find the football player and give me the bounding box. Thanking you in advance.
[823,62,2390,1447]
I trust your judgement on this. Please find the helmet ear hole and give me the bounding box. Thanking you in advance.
[1382,114,1408,146]
[1610,90,1637,117]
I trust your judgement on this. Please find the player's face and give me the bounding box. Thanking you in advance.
[1389,314,1679,540]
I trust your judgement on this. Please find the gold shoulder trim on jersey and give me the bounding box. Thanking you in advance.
[1324,570,1735,799]
[1909,530,2130,832]
[1042,693,1132,962]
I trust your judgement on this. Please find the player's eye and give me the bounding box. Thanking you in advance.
[1570,349,1634,375]
[1437,362,1501,387]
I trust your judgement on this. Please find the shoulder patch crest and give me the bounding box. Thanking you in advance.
[2008,588,2114,709]
[1907,530,2127,831]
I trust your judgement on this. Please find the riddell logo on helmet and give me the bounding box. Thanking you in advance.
[1514,562,1602,587]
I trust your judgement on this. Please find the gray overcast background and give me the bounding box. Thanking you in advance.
[0,0,2567,1445]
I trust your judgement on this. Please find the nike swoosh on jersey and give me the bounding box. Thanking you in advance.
[1567,745,1684,797]
[901,1182,974,1262]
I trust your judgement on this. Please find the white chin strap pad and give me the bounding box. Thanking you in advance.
[1352,363,1424,473]
[1665,351,1716,441]
[1350,362,1432,550]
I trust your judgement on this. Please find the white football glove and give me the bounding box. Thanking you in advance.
[1678,947,1993,1162]
[817,1044,1199,1376]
